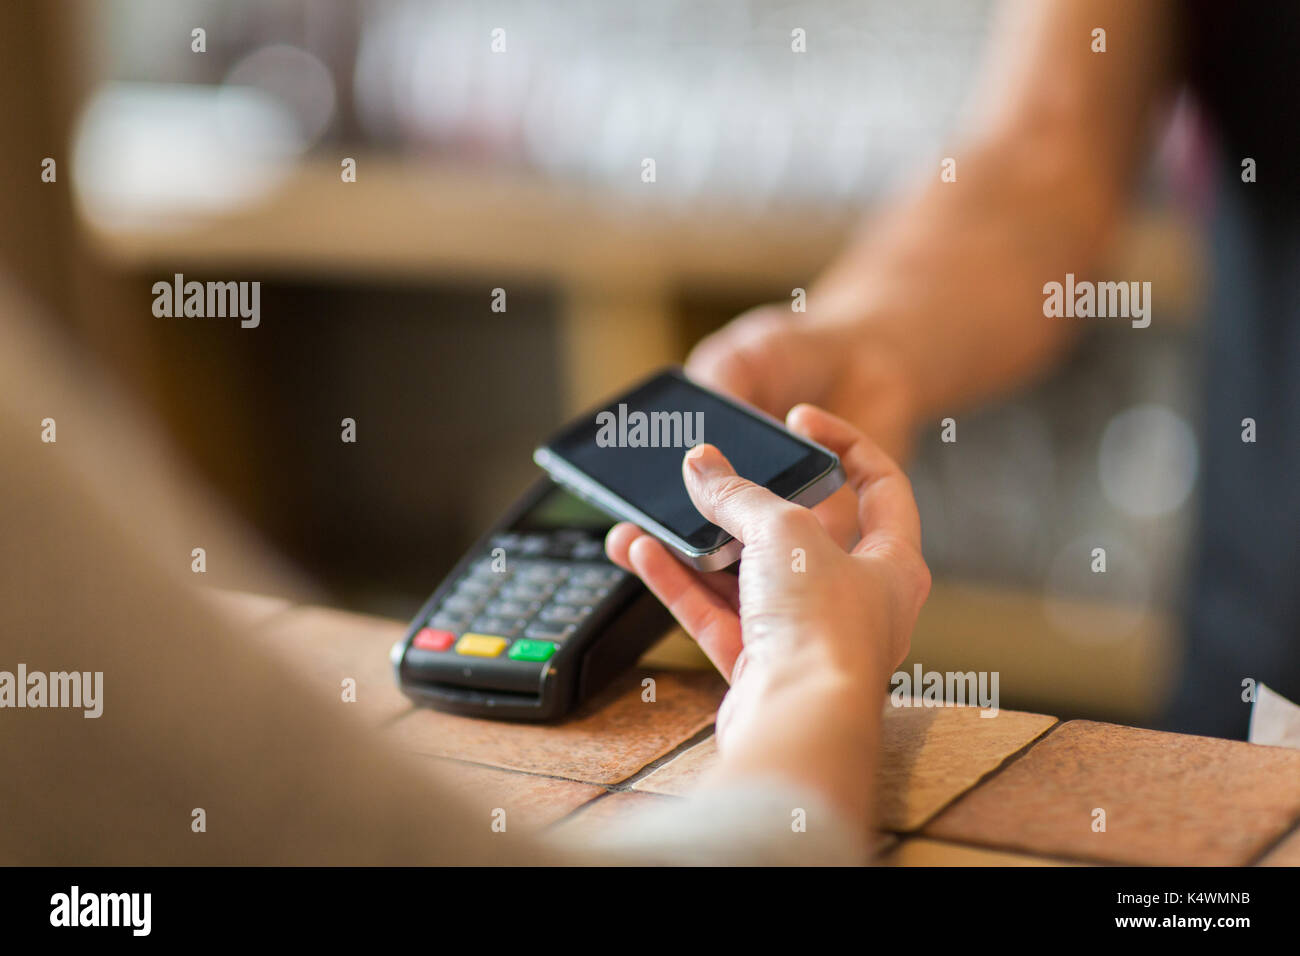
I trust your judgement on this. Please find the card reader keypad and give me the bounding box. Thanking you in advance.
[411,534,625,666]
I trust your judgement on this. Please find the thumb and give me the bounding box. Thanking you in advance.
[682,444,794,545]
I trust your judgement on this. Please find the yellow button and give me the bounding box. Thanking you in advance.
[455,634,508,658]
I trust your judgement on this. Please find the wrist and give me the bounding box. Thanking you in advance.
[846,324,924,429]
[803,310,925,462]
[712,666,881,830]
[747,647,883,725]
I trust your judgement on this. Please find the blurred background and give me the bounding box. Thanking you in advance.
[1,0,1209,724]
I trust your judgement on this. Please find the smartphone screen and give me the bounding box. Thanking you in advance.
[538,369,838,553]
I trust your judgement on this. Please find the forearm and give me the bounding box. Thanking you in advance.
[810,134,1105,423]
[809,0,1176,424]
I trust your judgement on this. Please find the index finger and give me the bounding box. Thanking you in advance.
[786,404,923,553]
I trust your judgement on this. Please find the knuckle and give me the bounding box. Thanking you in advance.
[870,539,931,611]
[690,337,737,375]
[769,506,819,540]
[733,304,789,337]
[901,546,932,610]
[894,636,913,672]
[708,474,754,511]
[895,469,918,500]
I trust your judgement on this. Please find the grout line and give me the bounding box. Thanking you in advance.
[903,716,1065,834]
[545,788,626,830]
[608,724,716,793]
[397,723,717,796]
[883,832,1111,867]
[404,751,615,789]
[375,705,417,730]
[545,726,716,829]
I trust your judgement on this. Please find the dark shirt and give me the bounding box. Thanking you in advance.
[1169,2,1300,737]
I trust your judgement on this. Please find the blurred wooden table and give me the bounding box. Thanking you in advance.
[208,589,1300,866]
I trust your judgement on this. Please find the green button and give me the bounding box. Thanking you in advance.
[508,639,556,662]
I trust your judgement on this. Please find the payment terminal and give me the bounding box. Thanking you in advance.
[391,479,673,720]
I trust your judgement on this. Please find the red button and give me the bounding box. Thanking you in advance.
[413,628,455,651]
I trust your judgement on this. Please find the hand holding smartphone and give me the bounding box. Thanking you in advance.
[534,367,845,570]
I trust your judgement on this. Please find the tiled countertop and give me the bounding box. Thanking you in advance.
[209,590,1300,865]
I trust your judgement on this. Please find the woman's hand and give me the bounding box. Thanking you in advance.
[605,403,930,833]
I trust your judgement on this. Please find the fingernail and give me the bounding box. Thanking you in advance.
[684,443,725,478]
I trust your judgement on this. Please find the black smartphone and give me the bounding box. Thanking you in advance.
[533,367,845,570]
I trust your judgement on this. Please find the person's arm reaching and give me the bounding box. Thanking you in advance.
[688,0,1178,459]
